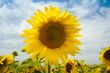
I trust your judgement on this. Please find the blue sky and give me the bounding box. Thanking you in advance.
[0,0,110,64]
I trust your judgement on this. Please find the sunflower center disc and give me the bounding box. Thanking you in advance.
[39,22,65,49]
[103,49,110,60]
[66,63,72,73]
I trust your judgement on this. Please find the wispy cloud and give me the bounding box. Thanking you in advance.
[0,0,110,64]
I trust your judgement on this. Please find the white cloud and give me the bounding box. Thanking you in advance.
[67,0,98,18]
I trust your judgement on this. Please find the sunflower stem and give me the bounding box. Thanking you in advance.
[48,63,51,73]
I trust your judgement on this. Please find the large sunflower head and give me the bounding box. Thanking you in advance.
[99,46,110,66]
[21,5,81,65]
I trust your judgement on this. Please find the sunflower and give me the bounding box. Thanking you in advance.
[99,46,110,66]
[0,54,14,65]
[94,68,101,73]
[63,59,78,73]
[21,5,81,65]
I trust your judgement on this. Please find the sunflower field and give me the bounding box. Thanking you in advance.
[0,50,110,73]
[0,5,110,73]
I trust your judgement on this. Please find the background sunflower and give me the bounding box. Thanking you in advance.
[99,46,110,66]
